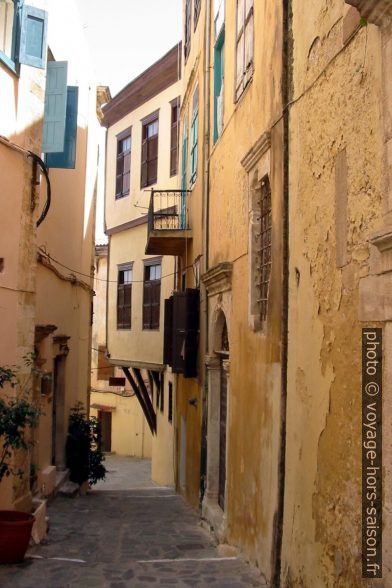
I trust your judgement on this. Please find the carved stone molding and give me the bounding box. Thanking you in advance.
[202,262,233,296]
[370,227,392,252]
[345,0,392,27]
[240,132,271,173]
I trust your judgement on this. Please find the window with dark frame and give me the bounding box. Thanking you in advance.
[143,261,161,330]
[168,382,173,423]
[194,0,201,30]
[117,264,132,329]
[184,0,191,59]
[235,0,254,101]
[259,176,271,323]
[141,114,159,188]
[170,98,180,176]
[116,129,131,198]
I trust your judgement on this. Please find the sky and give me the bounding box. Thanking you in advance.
[77,0,183,97]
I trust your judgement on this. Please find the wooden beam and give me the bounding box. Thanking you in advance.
[122,367,156,435]
[132,368,157,433]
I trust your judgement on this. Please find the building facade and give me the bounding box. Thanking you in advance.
[102,45,181,486]
[0,0,99,516]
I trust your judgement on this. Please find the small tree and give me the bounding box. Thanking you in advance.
[65,403,106,486]
[0,361,41,483]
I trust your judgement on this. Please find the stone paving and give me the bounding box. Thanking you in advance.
[0,456,266,587]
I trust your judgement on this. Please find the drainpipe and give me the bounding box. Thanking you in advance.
[200,0,212,504]
[272,0,292,586]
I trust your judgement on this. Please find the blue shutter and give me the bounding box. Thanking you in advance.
[46,87,78,169]
[18,4,48,69]
[42,61,68,154]
[180,123,188,229]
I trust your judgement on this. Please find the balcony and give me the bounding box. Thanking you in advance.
[146,189,192,255]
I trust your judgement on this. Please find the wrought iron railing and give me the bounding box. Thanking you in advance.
[147,190,190,233]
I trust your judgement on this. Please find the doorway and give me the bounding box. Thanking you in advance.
[99,410,112,452]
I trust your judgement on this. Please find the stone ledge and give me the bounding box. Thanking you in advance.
[202,262,233,296]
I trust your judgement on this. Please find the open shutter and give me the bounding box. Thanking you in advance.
[18,4,48,69]
[46,86,78,169]
[184,289,199,378]
[164,297,173,365]
[42,61,68,154]
[172,293,186,374]
[141,138,148,188]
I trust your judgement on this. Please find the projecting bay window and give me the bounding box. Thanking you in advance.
[190,85,199,186]
[116,128,131,198]
[143,260,161,330]
[117,264,132,329]
[235,0,254,101]
[170,98,180,176]
[141,112,159,188]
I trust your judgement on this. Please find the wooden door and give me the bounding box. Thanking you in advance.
[99,411,112,453]
[218,320,229,510]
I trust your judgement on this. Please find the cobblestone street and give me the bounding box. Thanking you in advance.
[0,457,266,587]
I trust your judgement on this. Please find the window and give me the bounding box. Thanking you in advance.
[194,0,201,30]
[184,0,191,59]
[170,98,180,176]
[143,261,161,330]
[0,1,48,72]
[259,176,271,323]
[117,264,132,329]
[214,0,225,38]
[214,29,225,143]
[190,86,199,185]
[116,128,131,198]
[141,112,159,188]
[235,0,254,101]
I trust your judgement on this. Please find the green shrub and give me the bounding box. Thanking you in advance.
[65,403,106,486]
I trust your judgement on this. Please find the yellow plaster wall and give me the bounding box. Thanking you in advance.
[151,372,175,486]
[282,3,384,585]
[105,78,181,231]
[90,391,152,458]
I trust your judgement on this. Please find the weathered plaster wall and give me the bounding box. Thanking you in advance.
[204,1,284,581]
[282,2,384,585]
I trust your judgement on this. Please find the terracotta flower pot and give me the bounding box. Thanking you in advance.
[0,510,35,564]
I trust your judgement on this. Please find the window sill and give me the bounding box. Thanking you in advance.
[0,52,18,76]
[234,73,254,105]
[117,326,132,330]
[115,191,129,200]
[142,328,160,332]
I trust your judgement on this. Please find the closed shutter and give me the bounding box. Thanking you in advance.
[117,284,125,328]
[143,281,152,329]
[46,86,79,169]
[164,297,174,365]
[170,120,178,176]
[42,61,68,153]
[147,134,158,186]
[124,283,132,328]
[141,138,148,188]
[150,280,161,329]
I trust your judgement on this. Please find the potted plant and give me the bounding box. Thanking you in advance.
[0,360,41,564]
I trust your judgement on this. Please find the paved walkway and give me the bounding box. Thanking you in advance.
[0,456,266,587]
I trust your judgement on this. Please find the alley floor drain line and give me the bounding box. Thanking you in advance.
[136,557,238,563]
[29,555,86,563]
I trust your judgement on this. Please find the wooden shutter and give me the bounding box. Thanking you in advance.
[147,134,158,186]
[141,138,148,188]
[42,61,68,153]
[117,284,125,328]
[143,281,152,329]
[184,288,199,378]
[164,297,174,365]
[124,283,132,328]
[150,280,161,329]
[19,4,48,69]
[46,86,79,169]
[172,293,187,373]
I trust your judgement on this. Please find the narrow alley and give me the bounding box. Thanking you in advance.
[0,457,265,587]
